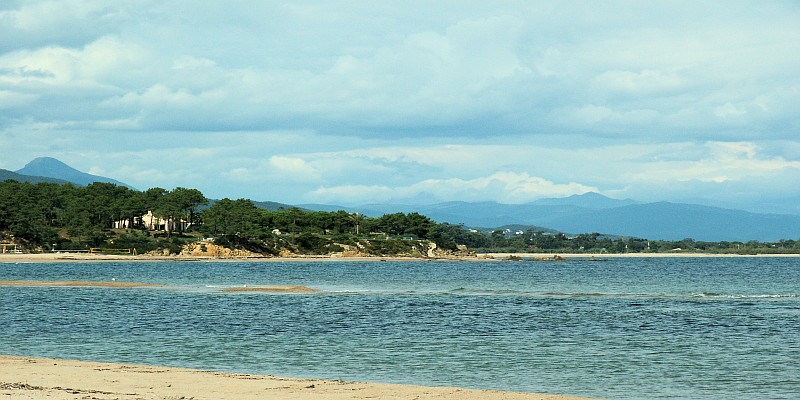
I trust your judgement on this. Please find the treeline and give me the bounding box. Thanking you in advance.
[1,180,798,255]
[0,180,205,250]
[480,230,800,255]
[0,180,483,255]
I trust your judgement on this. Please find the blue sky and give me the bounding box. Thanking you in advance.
[1,1,799,213]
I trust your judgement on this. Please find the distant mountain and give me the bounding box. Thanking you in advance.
[252,200,300,211]
[301,193,800,242]
[298,203,364,214]
[0,168,70,185]
[204,199,298,212]
[16,157,135,189]
[539,202,800,242]
[531,192,638,208]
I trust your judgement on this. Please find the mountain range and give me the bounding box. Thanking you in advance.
[3,157,799,242]
[301,193,800,242]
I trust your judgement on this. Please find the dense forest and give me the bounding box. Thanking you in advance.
[1,180,798,256]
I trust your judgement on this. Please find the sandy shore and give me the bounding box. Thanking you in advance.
[481,252,800,259]
[1,251,797,264]
[0,252,445,263]
[0,355,595,400]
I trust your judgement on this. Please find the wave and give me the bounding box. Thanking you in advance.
[690,292,799,299]
[80,283,797,301]
[442,289,800,301]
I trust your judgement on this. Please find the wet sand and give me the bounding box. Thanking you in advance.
[0,355,595,400]
[222,285,318,293]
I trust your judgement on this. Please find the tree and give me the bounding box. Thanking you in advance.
[167,187,207,232]
[201,198,263,237]
[349,212,364,235]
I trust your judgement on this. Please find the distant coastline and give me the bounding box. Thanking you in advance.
[1,251,798,264]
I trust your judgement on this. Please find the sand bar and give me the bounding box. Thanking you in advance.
[0,280,165,288]
[481,252,800,259]
[222,285,318,293]
[0,355,596,400]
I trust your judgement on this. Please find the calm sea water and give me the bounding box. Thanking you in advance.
[1,258,798,399]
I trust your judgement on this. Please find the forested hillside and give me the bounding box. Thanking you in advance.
[0,180,482,256]
[1,180,798,256]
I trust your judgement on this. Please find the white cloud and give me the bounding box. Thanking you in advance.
[268,156,319,182]
[2,1,800,212]
[308,171,596,205]
[593,69,685,95]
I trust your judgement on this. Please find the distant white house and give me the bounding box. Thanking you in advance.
[114,211,192,232]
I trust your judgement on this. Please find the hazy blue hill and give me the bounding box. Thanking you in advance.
[298,203,366,214]
[204,199,298,212]
[302,192,800,241]
[16,157,135,189]
[0,168,70,184]
[542,202,800,242]
[531,192,638,208]
[252,200,300,211]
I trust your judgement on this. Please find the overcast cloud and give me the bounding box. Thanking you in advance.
[1,1,799,213]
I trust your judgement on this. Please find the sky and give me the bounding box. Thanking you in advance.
[1,1,799,213]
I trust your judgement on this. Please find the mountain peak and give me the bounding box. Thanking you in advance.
[20,157,82,175]
[16,157,136,189]
[532,192,637,209]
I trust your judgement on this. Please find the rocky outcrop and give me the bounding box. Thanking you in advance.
[178,241,262,258]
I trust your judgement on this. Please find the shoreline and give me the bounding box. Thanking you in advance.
[0,355,595,400]
[1,251,798,263]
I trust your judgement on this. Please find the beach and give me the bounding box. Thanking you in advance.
[1,251,798,264]
[0,355,594,400]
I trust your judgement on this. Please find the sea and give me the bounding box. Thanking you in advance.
[1,257,798,399]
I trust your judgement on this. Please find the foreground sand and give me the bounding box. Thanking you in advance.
[0,355,595,400]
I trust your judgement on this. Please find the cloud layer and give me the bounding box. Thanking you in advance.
[2,1,799,214]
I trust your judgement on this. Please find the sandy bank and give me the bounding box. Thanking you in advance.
[0,355,595,400]
[480,252,800,259]
[0,280,164,288]
[222,285,318,293]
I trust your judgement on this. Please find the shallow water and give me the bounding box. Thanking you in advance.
[1,258,798,399]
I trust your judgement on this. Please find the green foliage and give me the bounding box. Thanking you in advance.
[2,179,798,256]
[293,232,343,254]
[0,180,205,253]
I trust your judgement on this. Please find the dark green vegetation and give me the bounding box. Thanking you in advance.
[480,230,800,255]
[0,181,206,253]
[0,180,477,256]
[1,180,798,255]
